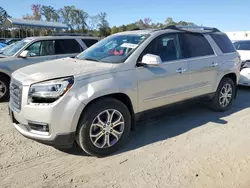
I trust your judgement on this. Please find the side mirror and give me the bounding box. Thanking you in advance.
[19,50,29,58]
[141,54,162,66]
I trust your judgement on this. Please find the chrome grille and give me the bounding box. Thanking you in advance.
[10,80,22,111]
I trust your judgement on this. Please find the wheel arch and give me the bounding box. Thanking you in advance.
[77,93,136,131]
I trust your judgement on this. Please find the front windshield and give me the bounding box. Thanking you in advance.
[2,39,31,56]
[77,34,149,63]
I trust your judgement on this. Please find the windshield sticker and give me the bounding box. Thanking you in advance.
[121,43,138,49]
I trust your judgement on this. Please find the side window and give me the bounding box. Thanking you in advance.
[55,39,82,54]
[82,39,98,48]
[234,42,250,50]
[26,40,54,56]
[138,34,183,62]
[26,41,41,56]
[233,42,240,49]
[180,33,214,58]
[210,34,236,53]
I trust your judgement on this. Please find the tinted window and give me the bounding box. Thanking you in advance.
[82,39,98,48]
[180,33,214,58]
[55,39,81,54]
[234,42,250,50]
[139,34,183,62]
[26,40,54,56]
[210,34,236,53]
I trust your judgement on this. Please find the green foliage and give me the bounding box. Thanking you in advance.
[41,5,60,22]
[1,4,197,38]
[0,7,10,26]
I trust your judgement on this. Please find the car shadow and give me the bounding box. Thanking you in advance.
[58,87,250,157]
[117,87,250,155]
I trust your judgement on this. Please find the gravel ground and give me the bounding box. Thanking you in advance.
[1,88,250,188]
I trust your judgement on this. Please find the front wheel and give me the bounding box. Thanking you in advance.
[0,76,10,102]
[209,77,236,112]
[76,98,131,157]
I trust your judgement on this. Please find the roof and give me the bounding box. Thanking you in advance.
[3,18,68,29]
[114,26,222,36]
[114,29,157,35]
[22,36,99,41]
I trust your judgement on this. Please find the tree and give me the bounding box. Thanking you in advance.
[23,4,42,20]
[165,17,176,26]
[88,15,99,30]
[111,26,118,34]
[0,7,10,26]
[58,6,75,30]
[58,6,88,31]
[137,18,152,28]
[73,9,88,31]
[97,12,110,37]
[31,4,42,20]
[41,5,59,22]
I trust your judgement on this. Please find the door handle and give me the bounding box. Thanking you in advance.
[211,62,218,67]
[176,68,186,74]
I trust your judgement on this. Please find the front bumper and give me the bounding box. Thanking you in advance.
[9,84,85,147]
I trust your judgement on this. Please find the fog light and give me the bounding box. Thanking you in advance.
[28,122,49,132]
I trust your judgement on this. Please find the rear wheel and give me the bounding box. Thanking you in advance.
[209,77,235,112]
[76,98,131,157]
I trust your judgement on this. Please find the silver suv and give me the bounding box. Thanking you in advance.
[9,26,241,157]
[0,36,99,100]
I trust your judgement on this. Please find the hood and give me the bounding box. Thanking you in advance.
[237,50,250,61]
[12,57,114,84]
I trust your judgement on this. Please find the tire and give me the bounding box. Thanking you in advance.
[209,77,236,112]
[0,75,10,102]
[76,98,131,157]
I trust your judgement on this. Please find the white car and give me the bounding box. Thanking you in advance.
[9,26,240,157]
[0,35,99,100]
[233,40,250,86]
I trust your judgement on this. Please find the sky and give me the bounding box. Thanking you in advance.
[1,0,250,32]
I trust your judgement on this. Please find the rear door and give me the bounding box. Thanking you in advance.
[54,39,83,58]
[180,33,217,97]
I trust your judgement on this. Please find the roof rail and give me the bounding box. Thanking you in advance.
[164,25,220,33]
[53,33,93,36]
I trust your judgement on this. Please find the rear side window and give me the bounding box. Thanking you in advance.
[55,39,82,54]
[210,34,236,53]
[82,39,98,47]
[180,33,214,58]
[234,42,250,50]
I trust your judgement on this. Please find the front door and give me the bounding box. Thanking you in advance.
[136,33,189,112]
[12,40,57,72]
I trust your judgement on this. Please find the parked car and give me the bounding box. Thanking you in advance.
[5,38,22,45]
[9,26,240,157]
[0,38,6,43]
[0,42,7,49]
[0,42,16,53]
[0,35,99,100]
[233,40,250,86]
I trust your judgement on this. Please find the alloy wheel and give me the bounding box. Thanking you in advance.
[89,109,125,149]
[219,83,233,107]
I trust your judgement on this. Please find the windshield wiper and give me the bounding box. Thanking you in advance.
[82,58,99,62]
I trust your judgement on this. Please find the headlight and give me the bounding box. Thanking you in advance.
[28,77,74,103]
